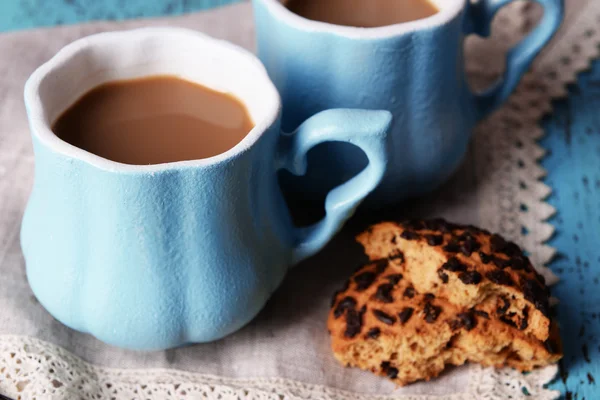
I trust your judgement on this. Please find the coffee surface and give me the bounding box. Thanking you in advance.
[285,0,439,27]
[53,76,254,165]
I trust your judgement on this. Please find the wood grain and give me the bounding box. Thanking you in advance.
[0,0,243,32]
[541,59,600,399]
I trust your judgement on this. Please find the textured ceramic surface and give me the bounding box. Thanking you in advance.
[253,0,563,206]
[21,28,392,350]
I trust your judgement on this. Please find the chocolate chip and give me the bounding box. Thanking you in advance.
[509,256,527,270]
[354,272,377,291]
[386,274,403,285]
[473,310,490,319]
[430,219,454,233]
[496,296,510,315]
[457,232,473,242]
[388,250,405,262]
[522,279,551,317]
[398,307,414,324]
[441,221,458,233]
[492,256,511,269]
[486,270,514,286]
[459,244,473,257]
[374,259,389,274]
[437,268,449,283]
[457,311,477,331]
[502,242,522,257]
[366,327,381,339]
[391,236,397,244]
[401,230,420,240]
[478,251,492,264]
[459,271,482,285]
[334,296,357,318]
[460,238,481,256]
[423,302,442,323]
[425,234,444,246]
[403,286,415,298]
[375,284,394,303]
[537,272,546,285]
[500,316,518,328]
[424,293,435,301]
[386,367,399,379]
[380,361,399,379]
[442,257,467,272]
[449,319,462,330]
[490,234,507,252]
[344,307,365,338]
[373,309,396,325]
[443,240,460,253]
[520,306,529,330]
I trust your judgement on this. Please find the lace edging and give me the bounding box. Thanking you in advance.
[0,335,560,400]
[503,2,600,284]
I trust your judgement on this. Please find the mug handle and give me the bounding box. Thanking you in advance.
[468,0,563,120]
[277,109,392,264]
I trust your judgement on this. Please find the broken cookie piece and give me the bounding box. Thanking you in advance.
[356,220,551,342]
[328,221,562,387]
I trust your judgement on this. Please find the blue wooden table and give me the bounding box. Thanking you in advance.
[1,1,598,398]
[0,0,242,31]
[541,65,600,399]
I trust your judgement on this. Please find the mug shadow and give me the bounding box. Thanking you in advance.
[251,138,493,330]
[281,133,495,227]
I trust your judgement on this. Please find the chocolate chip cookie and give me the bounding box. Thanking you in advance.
[328,220,562,386]
[356,219,551,341]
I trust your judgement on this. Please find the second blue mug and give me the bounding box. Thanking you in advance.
[253,0,563,206]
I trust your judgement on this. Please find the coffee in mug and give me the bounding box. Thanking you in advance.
[284,0,439,27]
[53,76,254,165]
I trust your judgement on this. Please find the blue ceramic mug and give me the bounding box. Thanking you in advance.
[21,28,392,350]
[253,0,563,206]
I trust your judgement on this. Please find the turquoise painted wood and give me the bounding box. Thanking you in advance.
[541,59,600,399]
[1,0,598,397]
[0,0,241,32]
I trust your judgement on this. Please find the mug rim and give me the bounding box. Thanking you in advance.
[258,0,466,39]
[24,27,281,173]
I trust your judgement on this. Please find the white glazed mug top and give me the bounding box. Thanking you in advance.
[24,27,281,172]
[259,0,466,38]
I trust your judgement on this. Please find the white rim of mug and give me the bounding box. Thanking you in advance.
[259,0,466,39]
[24,27,282,173]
